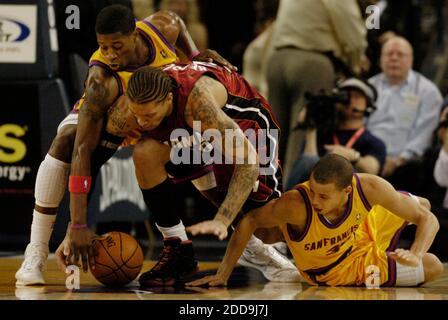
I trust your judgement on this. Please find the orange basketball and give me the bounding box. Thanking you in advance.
[90,231,144,286]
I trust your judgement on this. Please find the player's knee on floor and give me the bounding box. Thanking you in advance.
[423,253,444,282]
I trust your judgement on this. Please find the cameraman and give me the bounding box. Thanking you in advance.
[285,78,386,190]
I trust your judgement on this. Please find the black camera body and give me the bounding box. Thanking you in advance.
[297,78,377,133]
[299,89,350,133]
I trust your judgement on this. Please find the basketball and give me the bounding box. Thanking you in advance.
[90,231,144,287]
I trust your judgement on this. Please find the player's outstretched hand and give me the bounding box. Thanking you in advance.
[65,226,98,273]
[194,49,238,71]
[388,248,420,267]
[186,219,228,240]
[186,274,227,287]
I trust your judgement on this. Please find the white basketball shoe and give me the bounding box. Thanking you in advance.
[238,243,303,282]
[15,243,49,286]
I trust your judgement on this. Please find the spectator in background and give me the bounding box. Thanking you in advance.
[286,78,386,190]
[242,0,279,97]
[379,0,424,70]
[266,0,368,181]
[132,0,154,19]
[159,0,208,52]
[367,36,443,193]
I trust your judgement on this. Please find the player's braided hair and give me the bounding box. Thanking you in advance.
[127,66,175,103]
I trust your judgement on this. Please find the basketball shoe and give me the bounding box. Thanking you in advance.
[15,243,49,286]
[138,237,199,287]
[237,243,303,282]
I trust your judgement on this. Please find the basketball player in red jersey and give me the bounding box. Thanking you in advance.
[108,62,300,286]
[16,4,235,286]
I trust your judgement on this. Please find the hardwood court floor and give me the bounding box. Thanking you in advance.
[1,257,448,300]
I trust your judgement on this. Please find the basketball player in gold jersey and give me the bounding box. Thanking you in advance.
[16,4,234,286]
[187,154,444,287]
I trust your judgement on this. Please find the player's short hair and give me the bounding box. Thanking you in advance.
[311,154,353,190]
[127,66,175,103]
[95,5,135,35]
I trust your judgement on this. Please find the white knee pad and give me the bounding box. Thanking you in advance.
[395,260,425,286]
[191,171,217,191]
[57,113,78,133]
[35,154,71,208]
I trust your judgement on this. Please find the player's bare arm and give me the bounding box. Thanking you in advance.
[106,95,139,137]
[187,190,306,286]
[148,10,236,70]
[185,76,259,239]
[66,66,120,272]
[359,173,440,266]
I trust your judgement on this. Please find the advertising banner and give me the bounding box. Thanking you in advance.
[0,4,37,63]
[0,83,40,196]
[0,82,41,242]
[88,147,150,224]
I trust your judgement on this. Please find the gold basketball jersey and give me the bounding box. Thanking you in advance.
[74,20,179,110]
[281,174,407,286]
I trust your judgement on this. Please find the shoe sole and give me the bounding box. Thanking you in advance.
[139,267,199,287]
[15,279,46,287]
[238,257,301,282]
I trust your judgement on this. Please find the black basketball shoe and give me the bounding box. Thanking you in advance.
[139,237,199,287]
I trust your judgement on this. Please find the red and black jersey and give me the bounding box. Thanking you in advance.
[146,61,283,201]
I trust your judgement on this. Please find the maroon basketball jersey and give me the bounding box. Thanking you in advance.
[146,61,283,201]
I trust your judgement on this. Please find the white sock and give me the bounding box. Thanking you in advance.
[30,210,56,246]
[156,221,188,242]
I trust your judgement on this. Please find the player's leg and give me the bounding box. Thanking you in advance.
[16,115,76,286]
[133,137,198,287]
[395,252,444,286]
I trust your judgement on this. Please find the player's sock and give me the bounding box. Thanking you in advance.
[140,178,186,235]
[30,154,70,245]
[156,221,188,242]
[30,211,56,246]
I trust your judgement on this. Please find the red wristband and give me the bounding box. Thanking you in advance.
[189,50,200,61]
[70,223,87,230]
[68,176,92,194]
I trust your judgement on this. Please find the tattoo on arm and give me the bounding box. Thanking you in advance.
[190,79,237,133]
[189,79,260,225]
[109,111,127,130]
[217,162,259,224]
[83,79,110,122]
[219,207,234,221]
